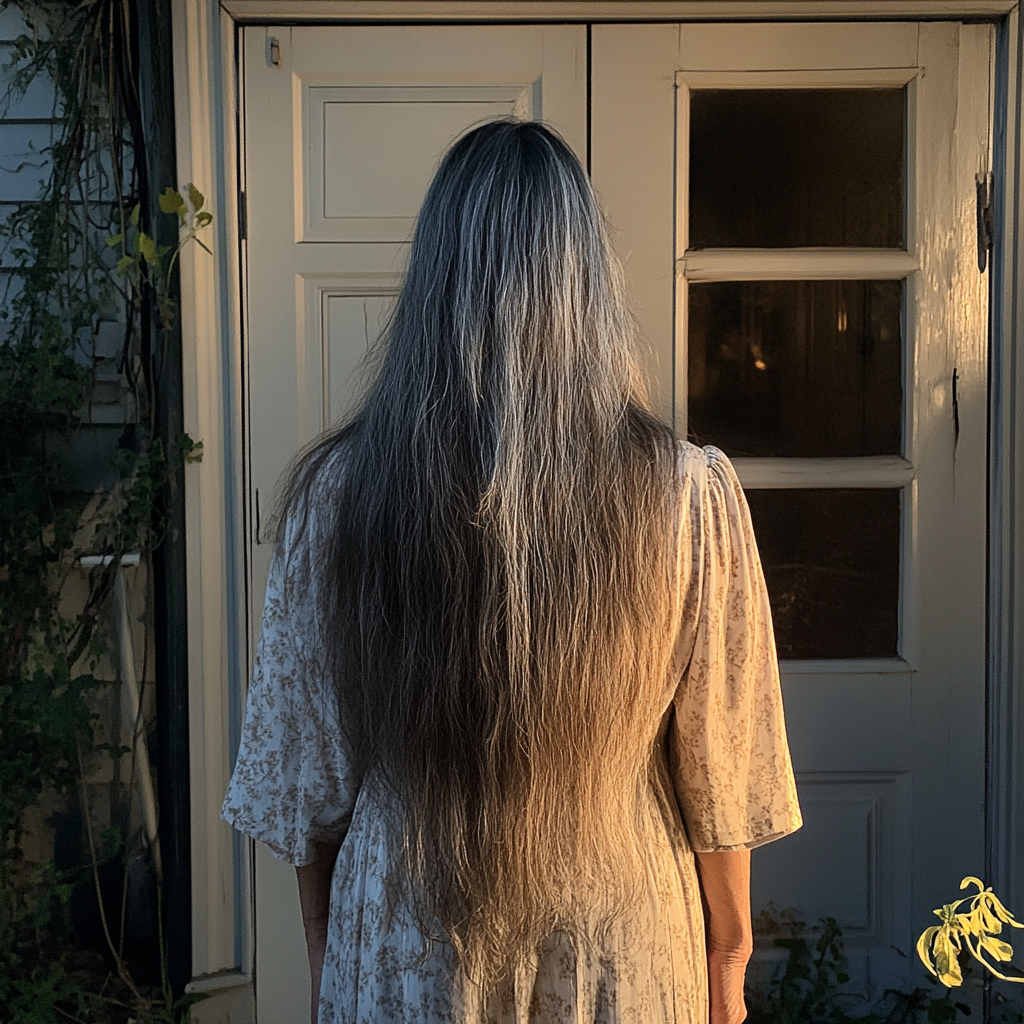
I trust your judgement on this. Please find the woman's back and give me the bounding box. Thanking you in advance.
[223,121,801,1023]
[224,439,801,1022]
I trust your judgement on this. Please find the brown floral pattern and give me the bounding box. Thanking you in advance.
[222,443,802,1023]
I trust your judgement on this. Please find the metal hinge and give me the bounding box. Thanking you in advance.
[238,191,247,242]
[976,172,993,273]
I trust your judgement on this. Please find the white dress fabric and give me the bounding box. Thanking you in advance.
[222,443,803,1024]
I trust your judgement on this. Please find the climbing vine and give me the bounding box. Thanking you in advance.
[0,2,207,1020]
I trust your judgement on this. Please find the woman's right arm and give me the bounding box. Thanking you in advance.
[297,841,342,1024]
[222,506,359,1021]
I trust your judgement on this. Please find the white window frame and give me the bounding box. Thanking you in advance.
[675,64,920,675]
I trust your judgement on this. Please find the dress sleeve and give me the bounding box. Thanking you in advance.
[669,446,802,853]
[221,510,360,866]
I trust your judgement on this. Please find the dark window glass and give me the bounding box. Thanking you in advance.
[689,89,905,249]
[688,279,902,458]
[745,488,901,660]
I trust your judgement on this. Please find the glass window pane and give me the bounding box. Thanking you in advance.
[689,89,905,249]
[688,280,902,458]
[745,488,901,660]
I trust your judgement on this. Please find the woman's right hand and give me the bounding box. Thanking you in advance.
[296,841,342,1024]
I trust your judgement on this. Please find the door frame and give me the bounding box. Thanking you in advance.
[171,0,1024,1009]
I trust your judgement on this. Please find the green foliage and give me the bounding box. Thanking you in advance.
[0,1,211,1021]
[747,912,855,1024]
[993,989,1024,1024]
[107,187,212,334]
[176,433,204,466]
[0,665,103,855]
[746,910,973,1024]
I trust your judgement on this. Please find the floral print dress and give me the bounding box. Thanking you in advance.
[222,444,803,1024]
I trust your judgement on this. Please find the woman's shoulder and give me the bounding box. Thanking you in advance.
[674,440,740,490]
[285,430,355,513]
[274,431,356,568]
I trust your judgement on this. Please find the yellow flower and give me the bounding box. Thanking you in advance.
[917,878,1024,987]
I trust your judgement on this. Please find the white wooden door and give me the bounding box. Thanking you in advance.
[593,21,992,993]
[243,17,992,1017]
[241,25,586,1022]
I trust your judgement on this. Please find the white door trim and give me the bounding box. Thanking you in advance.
[172,0,253,995]
[222,1,1017,22]
[988,2,1024,938]
[172,0,1024,1010]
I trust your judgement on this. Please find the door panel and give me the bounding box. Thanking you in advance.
[306,87,534,241]
[593,20,990,992]
[242,25,586,1022]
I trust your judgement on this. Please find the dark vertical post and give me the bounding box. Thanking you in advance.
[135,0,192,1001]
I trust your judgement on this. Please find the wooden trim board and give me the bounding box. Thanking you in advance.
[222,1,1018,23]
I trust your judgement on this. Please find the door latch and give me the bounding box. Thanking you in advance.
[952,367,960,451]
[267,35,282,68]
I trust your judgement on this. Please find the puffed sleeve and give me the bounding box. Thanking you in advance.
[221,507,360,866]
[669,445,802,853]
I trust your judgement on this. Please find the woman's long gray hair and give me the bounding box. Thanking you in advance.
[283,119,681,990]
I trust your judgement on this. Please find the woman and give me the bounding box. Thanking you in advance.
[223,119,802,1024]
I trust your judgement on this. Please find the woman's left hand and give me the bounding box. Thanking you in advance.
[695,849,753,1024]
[707,945,751,1024]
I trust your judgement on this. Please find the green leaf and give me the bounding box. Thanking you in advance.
[115,255,134,277]
[177,433,205,464]
[195,210,213,227]
[159,186,185,214]
[928,999,960,1024]
[130,202,140,226]
[105,232,123,247]
[187,182,205,211]
[138,232,159,266]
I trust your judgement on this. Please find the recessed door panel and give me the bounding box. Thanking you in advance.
[306,85,533,240]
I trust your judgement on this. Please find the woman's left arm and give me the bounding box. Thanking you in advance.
[695,848,753,1024]
[296,841,342,1024]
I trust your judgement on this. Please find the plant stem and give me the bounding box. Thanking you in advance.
[76,741,144,1004]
